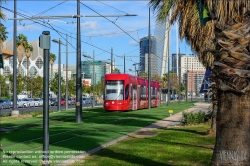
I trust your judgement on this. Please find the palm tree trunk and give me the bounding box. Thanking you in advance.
[210,84,217,133]
[50,63,53,80]
[27,57,29,76]
[212,90,250,165]
[0,41,3,54]
[18,62,21,75]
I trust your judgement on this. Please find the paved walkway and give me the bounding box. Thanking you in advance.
[57,101,211,166]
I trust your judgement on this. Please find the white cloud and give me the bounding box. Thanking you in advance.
[7,24,42,32]
[81,21,100,30]
[129,40,139,46]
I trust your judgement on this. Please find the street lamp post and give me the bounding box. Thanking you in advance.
[92,51,95,108]
[65,34,69,111]
[52,38,65,112]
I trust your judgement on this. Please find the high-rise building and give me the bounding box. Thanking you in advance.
[179,54,206,82]
[171,53,186,74]
[82,60,111,84]
[139,36,157,76]
[154,16,171,77]
[178,54,206,95]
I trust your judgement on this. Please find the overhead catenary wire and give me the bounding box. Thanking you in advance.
[2,5,174,67]
[33,0,69,17]
[95,0,128,15]
[79,1,139,44]
[1,6,138,64]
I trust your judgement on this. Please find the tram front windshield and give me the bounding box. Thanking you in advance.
[105,80,124,100]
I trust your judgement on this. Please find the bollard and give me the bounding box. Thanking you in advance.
[168,110,173,117]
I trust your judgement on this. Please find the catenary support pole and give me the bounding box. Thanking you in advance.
[40,31,50,166]
[12,0,18,114]
[148,7,151,109]
[58,39,61,112]
[76,0,82,123]
[65,34,69,110]
[92,50,95,108]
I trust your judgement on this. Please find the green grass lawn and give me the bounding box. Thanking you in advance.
[73,123,215,166]
[0,101,199,166]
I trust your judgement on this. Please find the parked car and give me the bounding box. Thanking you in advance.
[49,98,58,106]
[91,98,98,104]
[27,98,36,107]
[34,98,43,107]
[61,98,66,105]
[82,98,87,104]
[84,98,92,104]
[10,99,25,108]
[20,98,30,107]
[0,99,11,109]
[68,98,74,105]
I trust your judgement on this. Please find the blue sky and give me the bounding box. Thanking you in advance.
[2,1,193,74]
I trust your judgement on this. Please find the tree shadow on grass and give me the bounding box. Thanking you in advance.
[87,148,171,166]
[165,128,209,136]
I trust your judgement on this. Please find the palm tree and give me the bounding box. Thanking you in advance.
[24,44,33,76]
[0,25,8,55]
[16,34,28,75]
[149,0,250,164]
[0,9,6,21]
[49,53,56,80]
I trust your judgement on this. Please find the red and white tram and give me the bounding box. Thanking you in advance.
[103,74,161,111]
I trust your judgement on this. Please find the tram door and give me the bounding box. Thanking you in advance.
[132,86,137,110]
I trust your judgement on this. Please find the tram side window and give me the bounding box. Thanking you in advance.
[152,87,156,99]
[141,86,146,99]
[158,89,161,100]
[138,86,140,99]
[125,84,129,100]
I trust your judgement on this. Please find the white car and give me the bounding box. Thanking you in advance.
[21,98,32,107]
[10,99,27,108]
[28,98,36,107]
[34,98,43,107]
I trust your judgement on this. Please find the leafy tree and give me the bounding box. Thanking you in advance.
[180,83,186,93]
[95,77,104,96]
[0,75,10,98]
[68,77,76,97]
[151,74,161,82]
[113,68,120,73]
[50,73,65,96]
[27,76,43,98]
[149,0,250,164]
[82,84,91,94]
[7,74,25,95]
[139,71,148,79]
